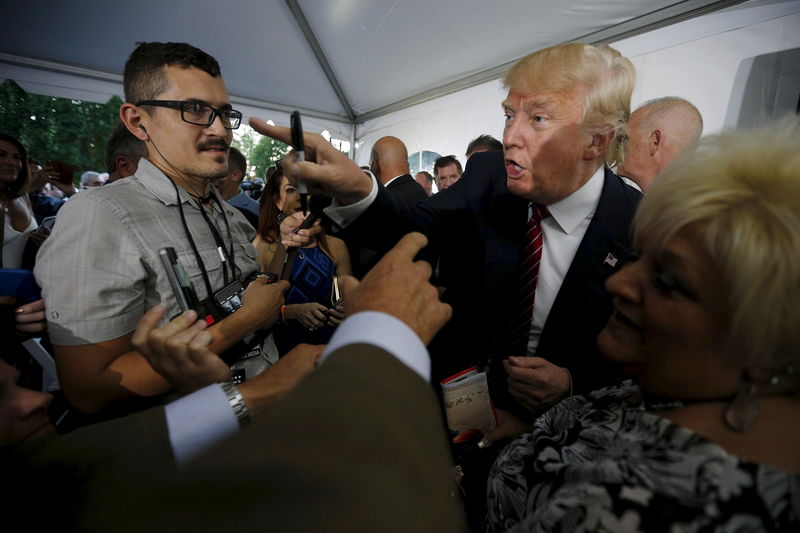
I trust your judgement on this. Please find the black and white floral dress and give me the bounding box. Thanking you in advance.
[486,382,799,532]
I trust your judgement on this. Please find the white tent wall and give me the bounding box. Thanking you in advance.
[353,78,507,168]
[353,0,800,169]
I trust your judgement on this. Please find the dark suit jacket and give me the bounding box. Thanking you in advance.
[4,404,174,531]
[338,150,642,400]
[5,345,462,533]
[350,174,429,278]
[386,173,429,205]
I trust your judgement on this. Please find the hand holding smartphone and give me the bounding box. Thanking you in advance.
[45,160,77,186]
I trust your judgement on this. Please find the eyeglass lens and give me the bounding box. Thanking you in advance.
[181,102,241,129]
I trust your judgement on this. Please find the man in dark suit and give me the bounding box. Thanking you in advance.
[370,135,428,205]
[252,42,641,422]
[349,135,429,277]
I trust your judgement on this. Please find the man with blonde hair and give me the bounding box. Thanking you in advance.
[251,42,642,420]
[618,97,703,191]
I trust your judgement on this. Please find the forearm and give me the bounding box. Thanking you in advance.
[206,307,270,352]
[56,345,171,414]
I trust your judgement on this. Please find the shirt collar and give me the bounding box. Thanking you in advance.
[135,158,208,207]
[546,166,605,234]
[383,174,405,187]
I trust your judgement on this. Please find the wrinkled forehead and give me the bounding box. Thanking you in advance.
[157,65,230,104]
[502,88,586,122]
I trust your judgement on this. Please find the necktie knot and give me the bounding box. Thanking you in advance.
[531,203,550,224]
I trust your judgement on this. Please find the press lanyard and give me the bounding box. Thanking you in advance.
[169,178,239,298]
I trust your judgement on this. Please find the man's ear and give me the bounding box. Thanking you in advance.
[584,129,615,160]
[648,129,662,156]
[120,103,149,142]
[115,155,137,178]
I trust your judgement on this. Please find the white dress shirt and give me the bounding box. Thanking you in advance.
[528,166,604,354]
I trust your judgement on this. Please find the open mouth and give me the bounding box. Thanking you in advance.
[505,158,525,179]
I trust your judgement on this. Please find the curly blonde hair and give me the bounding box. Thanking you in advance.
[634,117,800,377]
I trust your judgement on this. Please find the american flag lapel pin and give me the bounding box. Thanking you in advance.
[603,253,618,268]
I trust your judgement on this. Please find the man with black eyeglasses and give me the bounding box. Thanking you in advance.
[35,42,315,421]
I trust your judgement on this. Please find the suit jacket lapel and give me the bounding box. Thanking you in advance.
[540,168,636,346]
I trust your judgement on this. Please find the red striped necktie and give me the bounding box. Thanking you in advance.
[502,203,550,358]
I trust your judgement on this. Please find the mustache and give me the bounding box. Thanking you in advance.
[197,140,229,151]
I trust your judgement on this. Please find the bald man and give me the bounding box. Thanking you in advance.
[369,136,428,205]
[617,97,703,191]
[346,136,431,278]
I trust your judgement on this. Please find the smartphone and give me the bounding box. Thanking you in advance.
[290,110,309,213]
[330,274,341,308]
[45,160,77,185]
[40,216,56,232]
[213,280,245,316]
[158,247,200,313]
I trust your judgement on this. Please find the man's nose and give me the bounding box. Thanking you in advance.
[503,118,524,149]
[205,113,228,136]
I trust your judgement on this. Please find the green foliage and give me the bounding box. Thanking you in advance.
[249,134,289,179]
[0,80,122,183]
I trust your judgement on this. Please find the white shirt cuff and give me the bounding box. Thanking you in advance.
[322,173,379,229]
[165,384,239,465]
[320,311,430,382]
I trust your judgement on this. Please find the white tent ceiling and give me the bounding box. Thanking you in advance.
[0,0,747,131]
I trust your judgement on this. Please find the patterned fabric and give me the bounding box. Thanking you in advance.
[275,246,336,353]
[487,382,799,532]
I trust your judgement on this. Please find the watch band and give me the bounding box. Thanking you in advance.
[219,381,251,428]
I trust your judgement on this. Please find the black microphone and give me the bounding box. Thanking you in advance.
[285,194,329,254]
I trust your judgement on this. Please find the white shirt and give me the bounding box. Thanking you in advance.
[528,167,604,354]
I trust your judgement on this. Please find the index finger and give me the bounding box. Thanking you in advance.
[506,356,547,369]
[384,232,428,262]
[249,119,292,145]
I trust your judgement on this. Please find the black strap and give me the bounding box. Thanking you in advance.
[195,196,237,284]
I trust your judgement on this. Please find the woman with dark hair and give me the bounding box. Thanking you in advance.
[1,133,47,340]
[0,133,37,269]
[253,164,351,352]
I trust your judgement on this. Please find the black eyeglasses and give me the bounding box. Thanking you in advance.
[136,100,242,130]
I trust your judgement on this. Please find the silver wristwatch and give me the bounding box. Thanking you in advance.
[219,382,251,428]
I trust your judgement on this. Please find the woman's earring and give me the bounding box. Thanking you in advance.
[277,212,284,224]
[723,381,759,433]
